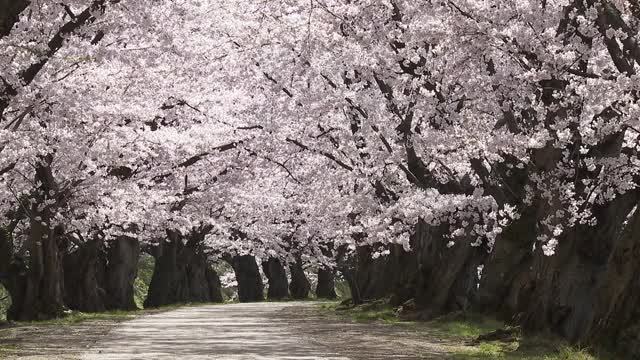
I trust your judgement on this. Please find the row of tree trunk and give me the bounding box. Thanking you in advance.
[2,225,339,321]
[342,190,640,346]
[230,254,338,302]
[144,231,223,308]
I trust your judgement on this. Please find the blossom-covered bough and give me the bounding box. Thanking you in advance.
[0,0,639,347]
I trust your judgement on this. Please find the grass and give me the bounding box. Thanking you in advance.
[0,344,17,357]
[317,299,616,360]
[0,284,10,324]
[449,341,609,360]
[318,299,413,325]
[9,302,217,327]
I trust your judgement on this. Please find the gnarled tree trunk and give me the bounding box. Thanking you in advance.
[145,231,222,308]
[316,267,337,299]
[509,191,640,342]
[6,161,67,321]
[205,266,224,303]
[400,221,487,320]
[289,257,310,300]
[262,257,288,300]
[105,236,140,310]
[63,239,106,312]
[226,255,263,302]
[0,0,28,37]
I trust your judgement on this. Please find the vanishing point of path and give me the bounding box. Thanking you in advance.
[0,302,469,359]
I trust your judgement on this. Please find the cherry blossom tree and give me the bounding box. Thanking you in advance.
[1,0,639,345]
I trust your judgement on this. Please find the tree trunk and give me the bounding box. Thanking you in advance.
[0,0,28,38]
[205,266,224,303]
[316,267,337,299]
[353,246,391,301]
[145,231,222,308]
[63,239,106,312]
[7,220,66,321]
[262,258,288,300]
[401,221,487,320]
[289,258,310,300]
[105,236,140,310]
[473,205,538,317]
[226,255,263,302]
[510,191,640,342]
[336,246,362,305]
[338,267,361,305]
[6,161,66,321]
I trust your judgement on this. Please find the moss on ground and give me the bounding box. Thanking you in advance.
[0,284,10,324]
[317,300,616,360]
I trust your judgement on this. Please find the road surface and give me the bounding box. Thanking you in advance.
[82,302,454,359]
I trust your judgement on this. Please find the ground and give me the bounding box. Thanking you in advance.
[0,302,611,359]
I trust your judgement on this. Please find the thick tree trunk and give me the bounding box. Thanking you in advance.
[473,205,538,317]
[262,258,288,300]
[316,267,337,299]
[338,267,362,305]
[508,192,640,342]
[226,255,264,302]
[353,246,391,301]
[288,258,310,300]
[336,246,363,305]
[8,220,66,321]
[205,266,224,303]
[352,244,417,303]
[105,236,140,310]
[63,239,106,312]
[6,162,66,321]
[145,231,222,308]
[399,221,487,320]
[0,0,29,38]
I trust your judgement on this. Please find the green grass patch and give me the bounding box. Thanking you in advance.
[0,284,10,323]
[450,342,609,360]
[316,299,615,360]
[318,298,413,325]
[12,302,214,326]
[429,312,505,339]
[14,309,137,326]
[0,344,18,357]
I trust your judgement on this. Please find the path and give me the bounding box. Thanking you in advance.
[82,302,457,360]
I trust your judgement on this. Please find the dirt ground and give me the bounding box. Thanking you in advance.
[0,302,470,359]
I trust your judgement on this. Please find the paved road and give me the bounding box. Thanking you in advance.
[82,302,454,360]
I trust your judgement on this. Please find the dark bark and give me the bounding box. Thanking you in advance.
[508,191,640,342]
[388,221,487,320]
[336,246,363,305]
[6,162,66,321]
[145,231,222,308]
[7,221,66,322]
[473,205,538,317]
[63,239,106,312]
[262,258,288,300]
[351,245,416,302]
[0,0,29,38]
[316,267,337,299]
[352,246,391,301]
[288,258,310,300]
[205,266,224,303]
[104,236,140,310]
[226,255,264,302]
